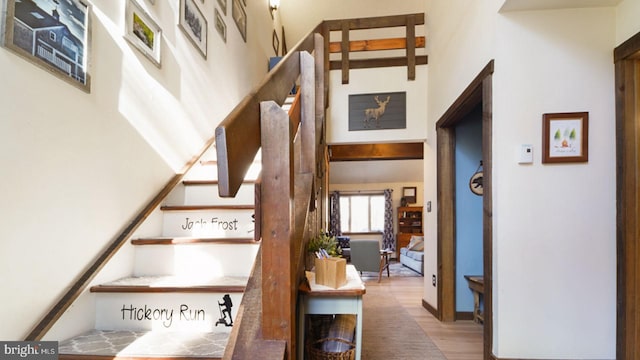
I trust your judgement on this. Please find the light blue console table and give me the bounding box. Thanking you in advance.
[298,265,366,360]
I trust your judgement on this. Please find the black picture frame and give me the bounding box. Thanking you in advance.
[403,187,417,204]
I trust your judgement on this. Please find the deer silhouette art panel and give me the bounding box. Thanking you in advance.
[348,92,406,131]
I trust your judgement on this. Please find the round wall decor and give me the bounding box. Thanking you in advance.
[469,161,483,196]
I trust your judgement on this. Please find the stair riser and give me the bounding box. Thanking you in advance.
[96,293,242,333]
[162,209,254,237]
[183,184,255,206]
[183,165,218,181]
[134,243,259,277]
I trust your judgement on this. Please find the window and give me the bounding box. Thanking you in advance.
[340,193,385,233]
[49,31,56,42]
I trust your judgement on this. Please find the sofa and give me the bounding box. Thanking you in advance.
[399,235,424,275]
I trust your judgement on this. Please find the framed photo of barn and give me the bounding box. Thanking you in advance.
[124,0,162,68]
[348,92,406,131]
[1,0,92,93]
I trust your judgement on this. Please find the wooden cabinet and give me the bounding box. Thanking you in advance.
[396,206,423,258]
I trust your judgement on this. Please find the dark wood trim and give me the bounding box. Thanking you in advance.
[328,37,425,53]
[422,298,438,318]
[435,61,494,128]
[131,237,257,245]
[614,34,640,360]
[436,126,456,322]
[435,60,494,360]
[329,142,424,161]
[330,56,428,71]
[614,30,640,62]
[455,312,474,321]
[481,72,494,360]
[341,21,350,84]
[406,15,416,80]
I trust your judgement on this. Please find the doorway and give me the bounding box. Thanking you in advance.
[435,60,493,359]
[614,31,640,359]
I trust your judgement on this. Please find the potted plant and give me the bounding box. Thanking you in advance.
[308,231,341,256]
[306,232,341,270]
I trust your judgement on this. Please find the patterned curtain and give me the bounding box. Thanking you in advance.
[329,191,341,236]
[382,189,394,251]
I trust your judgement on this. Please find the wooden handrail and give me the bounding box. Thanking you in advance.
[215,25,321,198]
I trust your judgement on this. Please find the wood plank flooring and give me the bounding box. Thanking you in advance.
[363,274,483,360]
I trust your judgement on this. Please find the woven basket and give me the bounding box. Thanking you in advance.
[307,338,355,360]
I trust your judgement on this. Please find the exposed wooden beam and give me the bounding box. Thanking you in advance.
[341,22,350,84]
[328,142,423,162]
[406,15,416,80]
[329,56,428,71]
[324,13,425,31]
[328,37,426,53]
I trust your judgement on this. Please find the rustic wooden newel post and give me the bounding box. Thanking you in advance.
[260,100,297,357]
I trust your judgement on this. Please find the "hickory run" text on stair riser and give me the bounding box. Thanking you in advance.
[120,304,205,328]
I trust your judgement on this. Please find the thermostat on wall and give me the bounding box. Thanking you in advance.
[518,144,534,164]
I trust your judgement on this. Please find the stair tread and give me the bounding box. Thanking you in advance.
[160,205,254,211]
[183,180,258,185]
[59,329,226,359]
[91,275,248,293]
[132,237,258,245]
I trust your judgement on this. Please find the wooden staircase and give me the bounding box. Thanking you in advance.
[57,150,260,360]
[24,13,427,360]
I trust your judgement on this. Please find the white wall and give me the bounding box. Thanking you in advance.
[0,0,278,340]
[493,7,616,358]
[427,0,618,358]
[615,0,640,45]
[423,0,499,316]
[279,0,426,50]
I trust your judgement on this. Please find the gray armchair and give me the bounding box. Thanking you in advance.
[350,239,382,276]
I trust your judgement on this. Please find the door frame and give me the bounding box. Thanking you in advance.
[435,60,493,359]
[614,31,640,359]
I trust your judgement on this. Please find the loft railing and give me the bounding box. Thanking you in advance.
[323,13,426,84]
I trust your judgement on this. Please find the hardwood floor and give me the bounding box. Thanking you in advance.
[362,273,484,360]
